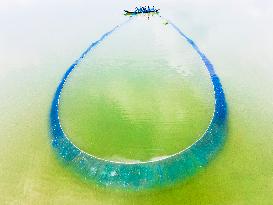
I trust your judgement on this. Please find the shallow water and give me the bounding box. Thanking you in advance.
[59,17,214,162]
[0,0,273,204]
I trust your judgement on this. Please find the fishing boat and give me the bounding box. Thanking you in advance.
[124,9,160,16]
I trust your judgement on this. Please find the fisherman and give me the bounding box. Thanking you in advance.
[152,6,155,12]
[147,6,151,12]
[143,6,147,13]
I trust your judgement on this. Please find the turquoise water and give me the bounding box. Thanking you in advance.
[0,0,272,204]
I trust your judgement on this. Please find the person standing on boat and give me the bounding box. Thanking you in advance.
[143,6,147,13]
[135,7,139,13]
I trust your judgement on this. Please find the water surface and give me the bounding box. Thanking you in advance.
[0,0,272,204]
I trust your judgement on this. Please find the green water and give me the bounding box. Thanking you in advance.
[59,17,213,162]
[0,1,272,204]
